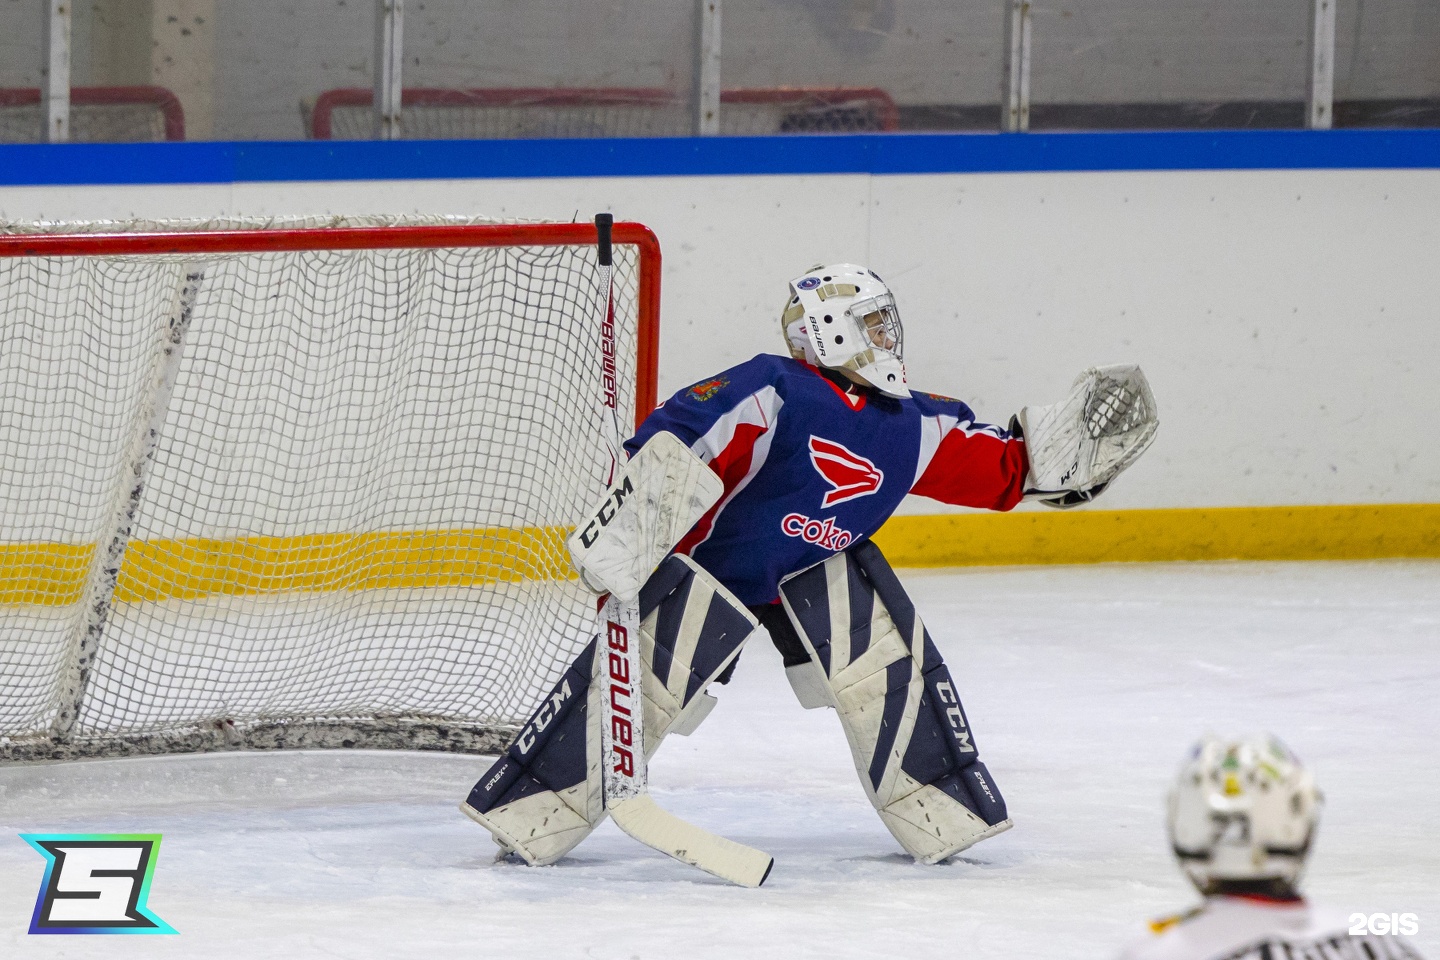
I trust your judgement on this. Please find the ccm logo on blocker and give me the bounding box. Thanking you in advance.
[22,834,176,934]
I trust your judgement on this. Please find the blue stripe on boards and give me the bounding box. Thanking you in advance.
[2,129,1437,186]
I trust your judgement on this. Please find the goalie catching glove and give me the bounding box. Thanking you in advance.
[1015,363,1158,508]
[567,431,722,603]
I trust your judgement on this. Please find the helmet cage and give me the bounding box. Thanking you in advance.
[850,292,903,360]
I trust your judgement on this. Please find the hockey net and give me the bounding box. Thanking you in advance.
[0,86,186,143]
[0,216,658,761]
[308,86,900,139]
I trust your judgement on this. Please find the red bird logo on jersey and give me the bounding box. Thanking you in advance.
[808,436,884,508]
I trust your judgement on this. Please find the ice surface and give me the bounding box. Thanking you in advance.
[2,560,1437,959]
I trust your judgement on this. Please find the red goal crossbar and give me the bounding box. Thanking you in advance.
[0,220,661,427]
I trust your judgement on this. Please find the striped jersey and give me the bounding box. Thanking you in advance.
[626,353,1028,605]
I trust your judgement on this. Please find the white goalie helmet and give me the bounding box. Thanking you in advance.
[781,263,909,398]
[1167,733,1323,893]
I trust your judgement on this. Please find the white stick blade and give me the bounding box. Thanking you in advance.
[609,795,773,888]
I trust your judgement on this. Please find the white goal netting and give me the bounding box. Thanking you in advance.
[0,216,652,760]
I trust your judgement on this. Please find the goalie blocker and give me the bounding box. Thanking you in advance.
[778,540,1011,862]
[567,430,721,604]
[461,553,758,866]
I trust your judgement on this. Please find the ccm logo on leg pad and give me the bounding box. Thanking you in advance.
[935,679,976,754]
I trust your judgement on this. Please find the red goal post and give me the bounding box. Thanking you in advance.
[0,216,660,761]
[308,86,900,139]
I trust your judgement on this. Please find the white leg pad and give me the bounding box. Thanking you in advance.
[778,543,1013,863]
[462,555,758,867]
[460,785,599,867]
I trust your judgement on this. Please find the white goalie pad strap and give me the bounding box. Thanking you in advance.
[778,543,1011,864]
[1018,363,1158,505]
[567,431,724,604]
[668,691,717,736]
[461,555,757,866]
[785,662,831,710]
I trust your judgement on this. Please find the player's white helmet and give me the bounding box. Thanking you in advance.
[781,263,909,398]
[1167,734,1322,893]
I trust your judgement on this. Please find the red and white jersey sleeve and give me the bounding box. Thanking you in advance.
[907,393,1028,512]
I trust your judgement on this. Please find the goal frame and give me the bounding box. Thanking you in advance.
[0,85,186,142]
[0,219,661,763]
[308,85,901,139]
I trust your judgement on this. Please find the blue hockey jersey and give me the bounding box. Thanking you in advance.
[627,354,1029,606]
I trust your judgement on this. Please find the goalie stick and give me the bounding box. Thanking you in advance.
[590,213,773,887]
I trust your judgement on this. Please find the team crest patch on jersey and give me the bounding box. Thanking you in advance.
[687,376,730,401]
[808,436,884,507]
[922,391,961,404]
